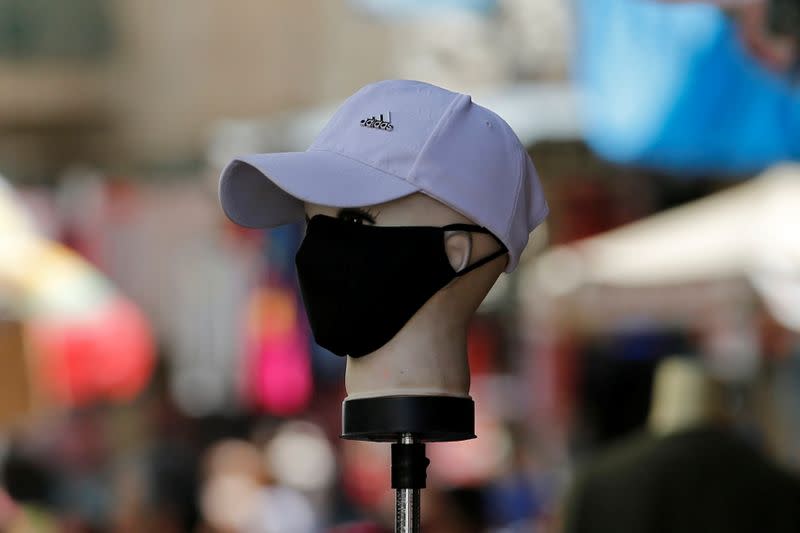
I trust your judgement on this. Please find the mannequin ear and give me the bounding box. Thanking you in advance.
[443,230,472,273]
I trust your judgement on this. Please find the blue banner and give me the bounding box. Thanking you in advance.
[575,0,800,176]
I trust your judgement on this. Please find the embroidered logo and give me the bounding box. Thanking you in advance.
[360,112,393,131]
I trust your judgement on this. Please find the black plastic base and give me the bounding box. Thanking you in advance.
[392,442,430,489]
[341,395,475,442]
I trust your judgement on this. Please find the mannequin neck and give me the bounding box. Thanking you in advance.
[345,289,472,399]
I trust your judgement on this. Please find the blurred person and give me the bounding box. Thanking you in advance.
[0,501,58,533]
[144,369,201,533]
[48,408,113,533]
[199,438,267,532]
[425,487,487,533]
[484,435,550,532]
[561,357,800,533]
[1,446,54,509]
[107,358,202,533]
[326,521,389,533]
[0,447,58,532]
[748,304,800,468]
[336,440,393,529]
[0,487,16,528]
[199,438,317,533]
[572,330,691,452]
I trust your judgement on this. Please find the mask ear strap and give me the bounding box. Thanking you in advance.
[443,223,505,246]
[442,224,508,276]
[455,247,508,276]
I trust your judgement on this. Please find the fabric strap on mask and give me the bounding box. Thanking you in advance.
[442,223,509,276]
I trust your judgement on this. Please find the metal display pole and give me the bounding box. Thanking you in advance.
[392,433,428,533]
[341,395,473,532]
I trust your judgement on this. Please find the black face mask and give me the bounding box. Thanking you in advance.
[295,214,508,358]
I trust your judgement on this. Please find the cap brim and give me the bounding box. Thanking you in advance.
[219,150,420,228]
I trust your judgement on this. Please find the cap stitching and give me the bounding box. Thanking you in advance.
[507,147,525,235]
[407,93,466,182]
[503,148,527,270]
[405,93,516,262]
[518,152,549,231]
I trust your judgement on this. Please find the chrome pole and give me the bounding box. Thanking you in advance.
[395,433,421,533]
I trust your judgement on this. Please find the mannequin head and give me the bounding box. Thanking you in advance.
[304,193,506,399]
[219,80,549,415]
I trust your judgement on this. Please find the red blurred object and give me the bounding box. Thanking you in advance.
[29,297,155,406]
[553,180,617,244]
[341,441,391,509]
[467,317,500,376]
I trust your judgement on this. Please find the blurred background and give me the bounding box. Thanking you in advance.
[2,0,800,531]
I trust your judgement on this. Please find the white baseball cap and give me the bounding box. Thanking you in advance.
[219,79,548,272]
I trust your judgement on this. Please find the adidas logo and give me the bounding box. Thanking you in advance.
[360,112,393,131]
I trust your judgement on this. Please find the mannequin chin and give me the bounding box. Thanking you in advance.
[304,193,507,399]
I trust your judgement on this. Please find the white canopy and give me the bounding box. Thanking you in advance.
[533,164,800,289]
[527,164,800,330]
[0,175,116,318]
